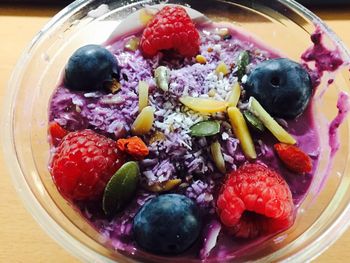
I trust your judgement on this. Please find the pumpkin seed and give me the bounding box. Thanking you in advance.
[248,97,296,144]
[102,161,139,216]
[210,141,226,173]
[155,66,170,91]
[145,179,182,193]
[190,120,220,137]
[243,110,265,133]
[237,50,250,81]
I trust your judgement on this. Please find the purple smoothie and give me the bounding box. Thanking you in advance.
[48,18,348,261]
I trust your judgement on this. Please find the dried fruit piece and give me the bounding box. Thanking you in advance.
[274,143,312,174]
[248,97,296,144]
[227,83,241,107]
[243,110,265,133]
[103,161,140,215]
[237,50,250,81]
[48,121,68,146]
[180,96,228,114]
[125,37,140,51]
[146,179,182,193]
[117,136,149,159]
[196,55,207,64]
[132,106,155,135]
[227,107,257,159]
[190,120,220,137]
[210,141,226,173]
[155,66,170,91]
[138,81,149,112]
[216,61,229,76]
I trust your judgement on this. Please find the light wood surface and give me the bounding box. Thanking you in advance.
[0,5,349,263]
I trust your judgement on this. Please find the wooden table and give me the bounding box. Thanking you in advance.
[0,4,349,263]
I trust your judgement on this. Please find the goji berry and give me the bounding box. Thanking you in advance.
[117,136,149,159]
[274,143,312,174]
[48,121,68,146]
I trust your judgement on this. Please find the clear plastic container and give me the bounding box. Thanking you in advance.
[2,0,350,262]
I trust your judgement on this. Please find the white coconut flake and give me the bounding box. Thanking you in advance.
[241,74,248,84]
[222,132,229,140]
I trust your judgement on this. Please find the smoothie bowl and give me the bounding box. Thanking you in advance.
[3,0,350,262]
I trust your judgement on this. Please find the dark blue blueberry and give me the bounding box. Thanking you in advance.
[133,194,202,255]
[244,58,312,119]
[64,44,120,91]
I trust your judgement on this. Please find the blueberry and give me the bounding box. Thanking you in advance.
[244,58,312,118]
[64,44,120,91]
[133,194,202,255]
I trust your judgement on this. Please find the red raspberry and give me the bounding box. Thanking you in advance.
[274,143,312,174]
[217,163,294,238]
[48,121,68,146]
[140,6,200,58]
[50,129,124,201]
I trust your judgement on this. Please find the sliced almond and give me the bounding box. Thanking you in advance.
[227,83,241,107]
[146,179,182,193]
[179,96,228,114]
[138,81,149,112]
[227,107,257,159]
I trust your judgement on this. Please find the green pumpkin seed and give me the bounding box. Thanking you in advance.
[210,141,226,174]
[237,50,250,81]
[190,120,220,137]
[102,161,140,216]
[243,110,265,133]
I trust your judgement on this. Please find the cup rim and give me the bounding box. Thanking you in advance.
[2,0,350,262]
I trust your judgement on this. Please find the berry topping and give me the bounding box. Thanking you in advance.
[133,194,202,254]
[245,58,312,119]
[140,6,200,58]
[117,136,149,159]
[217,163,294,238]
[64,44,120,91]
[274,143,313,174]
[50,129,124,201]
[48,121,68,146]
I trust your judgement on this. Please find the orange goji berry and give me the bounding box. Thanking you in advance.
[117,136,149,159]
[274,143,312,174]
[48,121,68,147]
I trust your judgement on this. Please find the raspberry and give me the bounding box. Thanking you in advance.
[50,129,124,201]
[274,143,313,174]
[217,163,294,238]
[140,6,200,58]
[48,121,68,146]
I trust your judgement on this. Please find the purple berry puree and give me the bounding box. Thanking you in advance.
[48,22,349,261]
